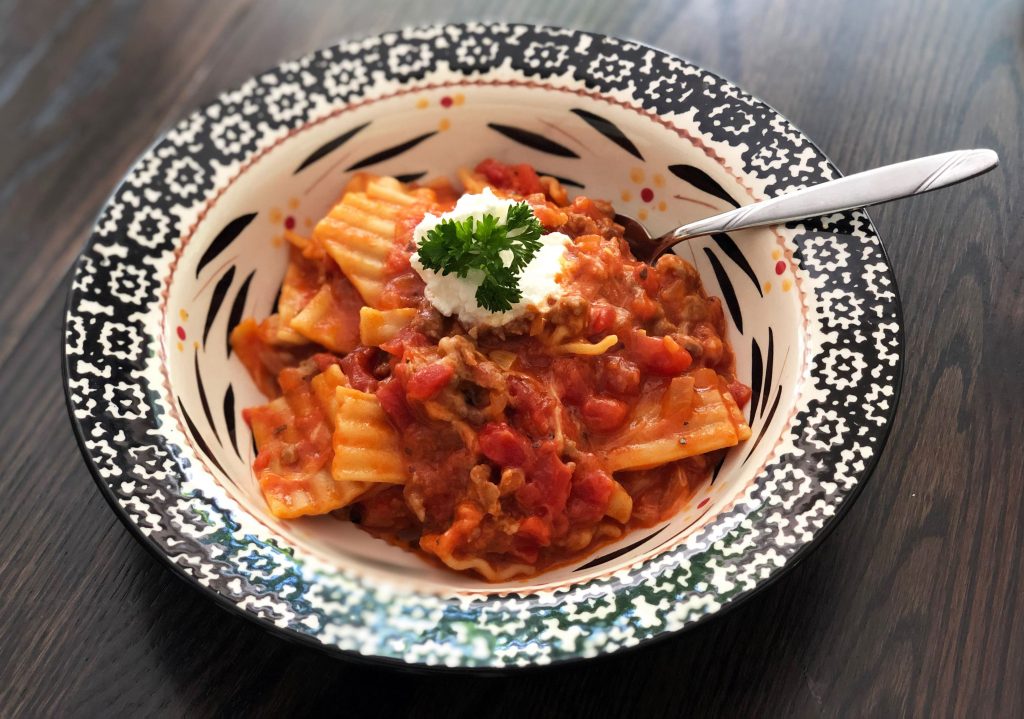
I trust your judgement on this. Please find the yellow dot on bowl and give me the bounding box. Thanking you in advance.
[620,189,633,202]
[653,173,665,187]
[782,279,793,292]
[771,248,781,261]
[657,200,667,212]
[176,341,184,352]
[629,167,645,184]
[193,340,200,349]
[272,234,283,247]
[764,281,772,293]
[438,118,451,131]
[453,93,465,106]
[304,217,314,229]
[415,97,429,109]
[269,208,282,223]
[288,197,300,209]
[178,309,189,321]
[638,208,649,221]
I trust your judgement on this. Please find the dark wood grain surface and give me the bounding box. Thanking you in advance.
[2,0,1022,716]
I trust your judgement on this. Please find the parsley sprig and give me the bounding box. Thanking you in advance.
[416,201,544,312]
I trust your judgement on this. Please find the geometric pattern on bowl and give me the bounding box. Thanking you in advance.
[63,22,903,669]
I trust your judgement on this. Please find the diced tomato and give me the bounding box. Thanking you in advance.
[581,396,629,432]
[375,375,414,429]
[311,353,343,373]
[406,361,454,400]
[478,422,531,467]
[517,515,552,547]
[588,302,616,336]
[378,270,426,310]
[530,202,567,229]
[476,158,513,187]
[379,337,403,357]
[513,164,544,195]
[339,347,379,392]
[726,379,752,408]
[567,466,614,523]
[516,442,573,518]
[380,327,429,357]
[626,330,692,376]
[474,158,543,195]
[600,356,641,396]
[507,375,554,437]
[551,357,593,405]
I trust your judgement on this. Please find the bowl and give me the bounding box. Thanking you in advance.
[63,22,903,670]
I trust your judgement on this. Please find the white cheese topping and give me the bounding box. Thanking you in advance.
[410,188,570,327]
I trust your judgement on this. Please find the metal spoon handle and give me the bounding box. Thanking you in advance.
[659,148,999,252]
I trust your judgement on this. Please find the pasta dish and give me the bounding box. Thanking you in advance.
[232,159,751,580]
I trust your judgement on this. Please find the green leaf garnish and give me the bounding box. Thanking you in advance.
[417,201,543,312]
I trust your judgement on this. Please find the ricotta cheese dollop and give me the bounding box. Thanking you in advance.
[410,188,570,327]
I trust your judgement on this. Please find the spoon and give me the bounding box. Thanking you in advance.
[617,149,999,263]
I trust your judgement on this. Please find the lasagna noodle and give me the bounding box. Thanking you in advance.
[230,317,317,399]
[289,283,361,353]
[314,177,435,307]
[605,480,633,523]
[274,248,322,345]
[230,318,279,398]
[721,379,753,441]
[310,364,350,424]
[248,365,370,518]
[284,229,326,262]
[606,385,751,473]
[331,386,408,484]
[430,553,534,582]
[359,307,417,347]
[421,504,533,581]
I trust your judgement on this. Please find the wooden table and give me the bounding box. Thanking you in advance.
[2,0,1021,715]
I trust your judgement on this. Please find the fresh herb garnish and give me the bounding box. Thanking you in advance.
[416,201,543,312]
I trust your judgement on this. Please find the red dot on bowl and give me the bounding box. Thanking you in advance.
[775,260,786,275]
[284,216,296,230]
[440,96,453,107]
[176,326,186,341]
[697,497,710,509]
[640,187,654,202]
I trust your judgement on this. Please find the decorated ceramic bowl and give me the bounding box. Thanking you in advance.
[63,23,903,670]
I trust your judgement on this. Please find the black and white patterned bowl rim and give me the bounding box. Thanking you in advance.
[63,23,903,670]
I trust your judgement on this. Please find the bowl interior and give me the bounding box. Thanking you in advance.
[164,83,804,594]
